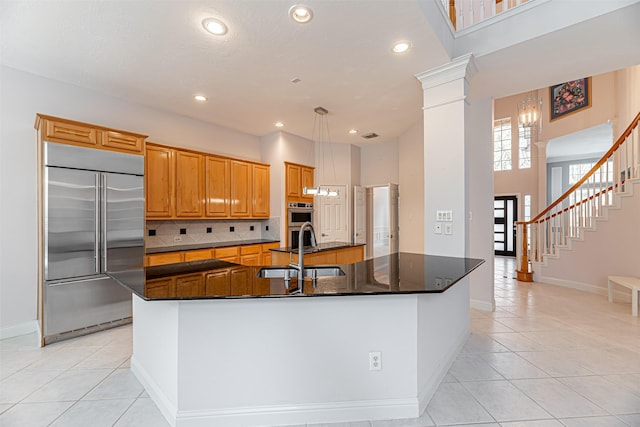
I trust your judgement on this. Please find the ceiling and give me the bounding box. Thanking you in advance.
[0,0,450,144]
[546,123,613,163]
[1,1,639,145]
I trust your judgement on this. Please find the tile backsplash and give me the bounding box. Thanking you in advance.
[146,217,280,248]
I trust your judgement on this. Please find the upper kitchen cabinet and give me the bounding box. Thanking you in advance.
[230,160,251,217]
[35,114,146,155]
[175,150,204,217]
[145,143,270,220]
[145,144,175,218]
[285,162,314,202]
[205,156,230,217]
[252,164,270,218]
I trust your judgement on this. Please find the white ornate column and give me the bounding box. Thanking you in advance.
[416,54,495,311]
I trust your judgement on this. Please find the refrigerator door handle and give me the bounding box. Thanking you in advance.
[101,173,108,273]
[95,174,101,274]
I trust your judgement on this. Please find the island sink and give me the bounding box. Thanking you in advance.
[256,266,345,279]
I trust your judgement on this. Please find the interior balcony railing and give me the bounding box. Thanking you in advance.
[442,0,533,31]
[515,112,640,282]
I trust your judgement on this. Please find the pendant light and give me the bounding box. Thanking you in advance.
[303,106,339,197]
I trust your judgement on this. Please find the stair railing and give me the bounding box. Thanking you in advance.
[516,112,640,281]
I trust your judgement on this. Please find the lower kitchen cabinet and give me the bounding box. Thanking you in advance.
[146,242,280,267]
[145,277,176,298]
[146,252,183,266]
[205,270,231,296]
[175,274,204,297]
[271,246,364,266]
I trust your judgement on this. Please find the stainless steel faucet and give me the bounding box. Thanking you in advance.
[289,221,317,288]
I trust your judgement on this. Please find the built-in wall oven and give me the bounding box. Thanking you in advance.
[287,202,314,249]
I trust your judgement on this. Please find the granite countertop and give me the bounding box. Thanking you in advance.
[270,241,365,254]
[146,239,280,254]
[110,252,484,301]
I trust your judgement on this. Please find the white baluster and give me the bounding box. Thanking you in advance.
[492,0,497,16]
[480,0,485,21]
[469,0,473,26]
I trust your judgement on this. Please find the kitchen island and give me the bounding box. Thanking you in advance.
[112,252,483,427]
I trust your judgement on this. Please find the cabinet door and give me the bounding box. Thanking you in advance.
[175,150,204,217]
[44,118,99,147]
[240,253,261,266]
[145,145,174,218]
[102,131,144,154]
[301,167,314,200]
[205,270,231,296]
[183,249,214,262]
[230,160,251,217]
[175,274,204,297]
[261,252,272,266]
[286,163,301,198]
[145,277,176,298]
[146,252,183,266]
[205,156,230,217]
[336,246,364,264]
[251,164,270,217]
[230,268,252,296]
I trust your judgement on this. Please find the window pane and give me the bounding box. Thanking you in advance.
[493,117,512,171]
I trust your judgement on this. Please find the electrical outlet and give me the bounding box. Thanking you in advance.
[174,236,182,242]
[369,351,381,371]
[434,223,442,234]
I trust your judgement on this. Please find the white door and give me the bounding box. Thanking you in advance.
[353,186,366,245]
[317,184,349,243]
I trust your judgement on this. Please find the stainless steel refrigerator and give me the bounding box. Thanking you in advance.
[43,142,144,345]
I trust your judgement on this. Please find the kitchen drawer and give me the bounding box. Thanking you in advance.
[183,249,214,262]
[146,252,183,266]
[215,246,239,258]
[261,242,280,251]
[240,244,261,255]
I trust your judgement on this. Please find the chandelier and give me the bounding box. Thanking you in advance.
[303,106,339,197]
[517,91,542,135]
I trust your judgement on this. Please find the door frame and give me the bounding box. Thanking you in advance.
[494,195,518,257]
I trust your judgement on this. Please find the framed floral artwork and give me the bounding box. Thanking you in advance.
[550,77,591,121]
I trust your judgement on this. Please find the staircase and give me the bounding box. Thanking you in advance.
[516,112,640,288]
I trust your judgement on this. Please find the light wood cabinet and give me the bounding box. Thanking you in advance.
[230,160,251,217]
[205,270,231,296]
[285,162,315,203]
[183,249,214,262]
[252,164,270,217]
[230,268,252,296]
[261,242,279,266]
[215,246,240,264]
[35,114,146,154]
[146,252,183,266]
[175,274,204,297]
[286,163,301,199]
[301,166,314,201]
[271,246,363,266]
[205,156,230,217]
[175,150,204,217]
[145,277,176,298]
[145,144,175,218]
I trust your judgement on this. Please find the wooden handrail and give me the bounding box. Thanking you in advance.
[517,112,640,226]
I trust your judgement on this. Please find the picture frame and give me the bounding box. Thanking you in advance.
[550,77,591,121]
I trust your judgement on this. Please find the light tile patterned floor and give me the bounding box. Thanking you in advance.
[1,257,639,426]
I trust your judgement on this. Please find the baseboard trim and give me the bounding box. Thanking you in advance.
[470,298,495,312]
[130,356,178,427]
[174,398,418,427]
[0,320,39,340]
[536,275,632,302]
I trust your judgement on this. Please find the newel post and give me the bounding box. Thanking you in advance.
[516,222,533,282]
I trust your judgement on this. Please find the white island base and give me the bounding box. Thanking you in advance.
[131,279,470,427]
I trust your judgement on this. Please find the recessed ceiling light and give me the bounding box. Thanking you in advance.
[392,40,411,54]
[202,18,228,36]
[275,122,284,128]
[349,129,358,134]
[289,5,313,23]
[194,94,208,102]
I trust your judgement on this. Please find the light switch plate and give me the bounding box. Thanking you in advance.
[444,223,453,235]
[435,223,442,234]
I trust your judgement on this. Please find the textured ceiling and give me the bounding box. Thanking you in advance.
[0,0,450,144]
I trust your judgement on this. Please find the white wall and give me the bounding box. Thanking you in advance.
[538,180,640,295]
[398,121,425,254]
[0,66,263,332]
[260,131,315,243]
[360,140,399,187]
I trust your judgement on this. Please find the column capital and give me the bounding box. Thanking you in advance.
[415,54,478,90]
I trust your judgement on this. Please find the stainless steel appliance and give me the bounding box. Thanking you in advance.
[287,202,313,226]
[43,142,144,344]
[287,202,314,249]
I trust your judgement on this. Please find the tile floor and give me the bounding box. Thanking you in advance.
[1,257,639,426]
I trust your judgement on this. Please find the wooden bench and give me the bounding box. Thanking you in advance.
[608,276,640,317]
